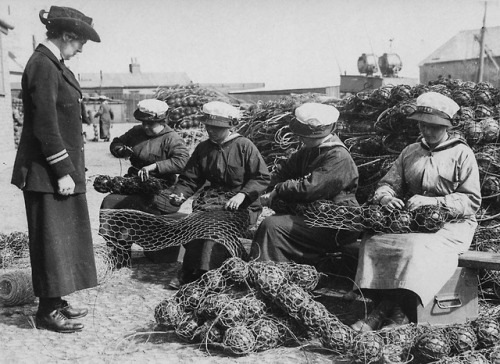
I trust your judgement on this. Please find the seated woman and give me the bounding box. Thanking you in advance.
[101,99,190,267]
[250,103,360,266]
[168,101,270,288]
[351,92,481,332]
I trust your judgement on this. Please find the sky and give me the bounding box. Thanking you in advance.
[3,0,500,88]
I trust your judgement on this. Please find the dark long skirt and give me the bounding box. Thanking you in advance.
[100,193,183,263]
[99,119,110,140]
[24,191,97,297]
[182,239,231,273]
[250,214,360,265]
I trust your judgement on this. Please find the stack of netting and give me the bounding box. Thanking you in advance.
[471,224,500,299]
[236,93,339,172]
[93,175,172,195]
[0,232,33,306]
[154,257,500,362]
[154,258,393,362]
[303,200,462,234]
[154,83,231,130]
[99,188,251,268]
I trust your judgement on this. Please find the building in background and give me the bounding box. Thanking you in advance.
[0,17,14,162]
[228,84,339,104]
[419,26,500,86]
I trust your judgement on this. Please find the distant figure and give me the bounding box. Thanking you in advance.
[11,5,101,334]
[81,100,91,143]
[95,95,113,141]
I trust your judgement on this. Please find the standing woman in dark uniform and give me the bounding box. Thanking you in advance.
[11,6,101,333]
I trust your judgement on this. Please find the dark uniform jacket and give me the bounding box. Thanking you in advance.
[272,134,359,205]
[110,125,190,185]
[172,133,270,214]
[11,44,86,193]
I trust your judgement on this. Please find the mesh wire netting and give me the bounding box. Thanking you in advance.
[0,268,35,307]
[303,201,465,234]
[0,232,30,269]
[99,188,250,259]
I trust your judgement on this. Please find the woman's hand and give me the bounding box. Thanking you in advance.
[260,190,277,207]
[57,174,75,196]
[169,193,186,206]
[406,195,438,211]
[138,163,157,181]
[379,195,405,209]
[225,193,246,211]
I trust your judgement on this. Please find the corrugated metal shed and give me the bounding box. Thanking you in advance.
[420,26,500,65]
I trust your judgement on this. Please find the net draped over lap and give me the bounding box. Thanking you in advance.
[98,189,250,259]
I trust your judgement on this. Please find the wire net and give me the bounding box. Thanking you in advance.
[99,189,250,260]
[0,232,30,269]
[0,269,35,307]
[304,201,465,234]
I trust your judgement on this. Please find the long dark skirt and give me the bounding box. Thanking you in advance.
[99,119,110,139]
[24,191,97,297]
[182,239,230,272]
[250,214,360,265]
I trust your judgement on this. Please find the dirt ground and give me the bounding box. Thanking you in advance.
[0,123,368,364]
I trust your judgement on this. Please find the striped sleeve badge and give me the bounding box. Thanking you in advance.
[46,149,69,165]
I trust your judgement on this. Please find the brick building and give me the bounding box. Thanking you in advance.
[0,17,14,168]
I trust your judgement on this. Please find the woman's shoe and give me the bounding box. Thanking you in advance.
[382,305,410,330]
[351,300,394,332]
[35,310,84,333]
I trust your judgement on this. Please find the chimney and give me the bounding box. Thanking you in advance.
[129,57,141,74]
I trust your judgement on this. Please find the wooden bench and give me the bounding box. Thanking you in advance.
[342,241,500,271]
[341,241,500,325]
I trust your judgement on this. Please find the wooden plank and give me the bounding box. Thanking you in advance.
[459,251,500,270]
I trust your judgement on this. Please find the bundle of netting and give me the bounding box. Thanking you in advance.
[298,299,332,333]
[384,323,419,351]
[195,320,224,345]
[174,282,209,312]
[218,257,249,284]
[154,83,231,130]
[489,346,500,363]
[154,297,185,329]
[274,282,312,319]
[445,323,478,354]
[93,175,171,195]
[319,316,355,354]
[251,262,287,298]
[0,232,30,269]
[238,294,267,323]
[380,343,414,364]
[414,328,452,362]
[432,351,489,364]
[304,200,463,234]
[93,244,116,284]
[276,261,322,291]
[352,331,385,363]
[249,317,283,351]
[222,325,256,355]
[0,269,35,307]
[174,312,201,342]
[473,317,500,348]
[197,269,227,292]
[99,191,250,260]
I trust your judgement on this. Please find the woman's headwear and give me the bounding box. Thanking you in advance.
[39,6,101,43]
[134,99,169,123]
[202,101,241,128]
[289,103,340,138]
[408,92,459,127]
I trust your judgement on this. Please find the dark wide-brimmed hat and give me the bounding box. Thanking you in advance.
[39,6,101,43]
[289,103,339,138]
[133,99,169,123]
